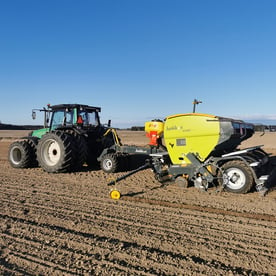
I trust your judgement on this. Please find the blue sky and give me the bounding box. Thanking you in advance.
[1,0,276,128]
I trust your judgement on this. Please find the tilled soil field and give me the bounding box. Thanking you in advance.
[0,131,276,275]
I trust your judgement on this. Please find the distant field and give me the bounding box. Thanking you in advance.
[1,129,275,150]
[0,130,30,138]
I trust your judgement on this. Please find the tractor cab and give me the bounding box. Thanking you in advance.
[48,104,101,131]
[30,104,102,138]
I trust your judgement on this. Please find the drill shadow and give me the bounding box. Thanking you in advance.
[122,183,170,197]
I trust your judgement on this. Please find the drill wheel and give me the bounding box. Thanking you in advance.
[110,189,121,200]
[175,176,189,188]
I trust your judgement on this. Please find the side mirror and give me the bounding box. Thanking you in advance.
[32,111,36,120]
[108,119,111,127]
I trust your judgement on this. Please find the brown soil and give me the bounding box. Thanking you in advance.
[0,130,275,275]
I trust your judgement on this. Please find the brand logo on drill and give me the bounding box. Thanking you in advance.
[166,125,183,131]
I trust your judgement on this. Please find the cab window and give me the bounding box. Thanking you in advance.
[51,109,73,130]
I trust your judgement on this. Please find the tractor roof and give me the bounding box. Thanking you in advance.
[50,104,101,112]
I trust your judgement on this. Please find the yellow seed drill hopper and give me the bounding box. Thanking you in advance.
[151,113,269,193]
[164,113,254,164]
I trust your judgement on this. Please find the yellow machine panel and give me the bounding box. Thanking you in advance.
[164,113,220,164]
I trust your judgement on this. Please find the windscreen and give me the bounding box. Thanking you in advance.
[78,110,99,126]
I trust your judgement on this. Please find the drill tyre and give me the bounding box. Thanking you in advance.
[8,140,33,168]
[175,176,189,188]
[37,131,75,173]
[100,153,119,173]
[218,160,254,194]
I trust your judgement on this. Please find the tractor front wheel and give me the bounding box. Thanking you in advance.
[218,160,254,194]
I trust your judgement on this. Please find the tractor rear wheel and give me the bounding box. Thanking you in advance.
[26,137,39,167]
[218,160,254,193]
[73,134,87,170]
[100,153,119,173]
[8,140,33,168]
[63,130,88,171]
[37,131,75,173]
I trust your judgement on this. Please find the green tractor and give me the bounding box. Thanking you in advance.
[8,104,120,173]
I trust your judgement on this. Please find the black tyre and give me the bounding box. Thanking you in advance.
[175,176,189,188]
[8,140,33,168]
[26,136,39,167]
[73,134,88,170]
[100,153,119,173]
[37,131,75,173]
[63,130,88,171]
[218,160,254,194]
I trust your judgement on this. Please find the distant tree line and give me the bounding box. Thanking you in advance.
[130,126,144,131]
